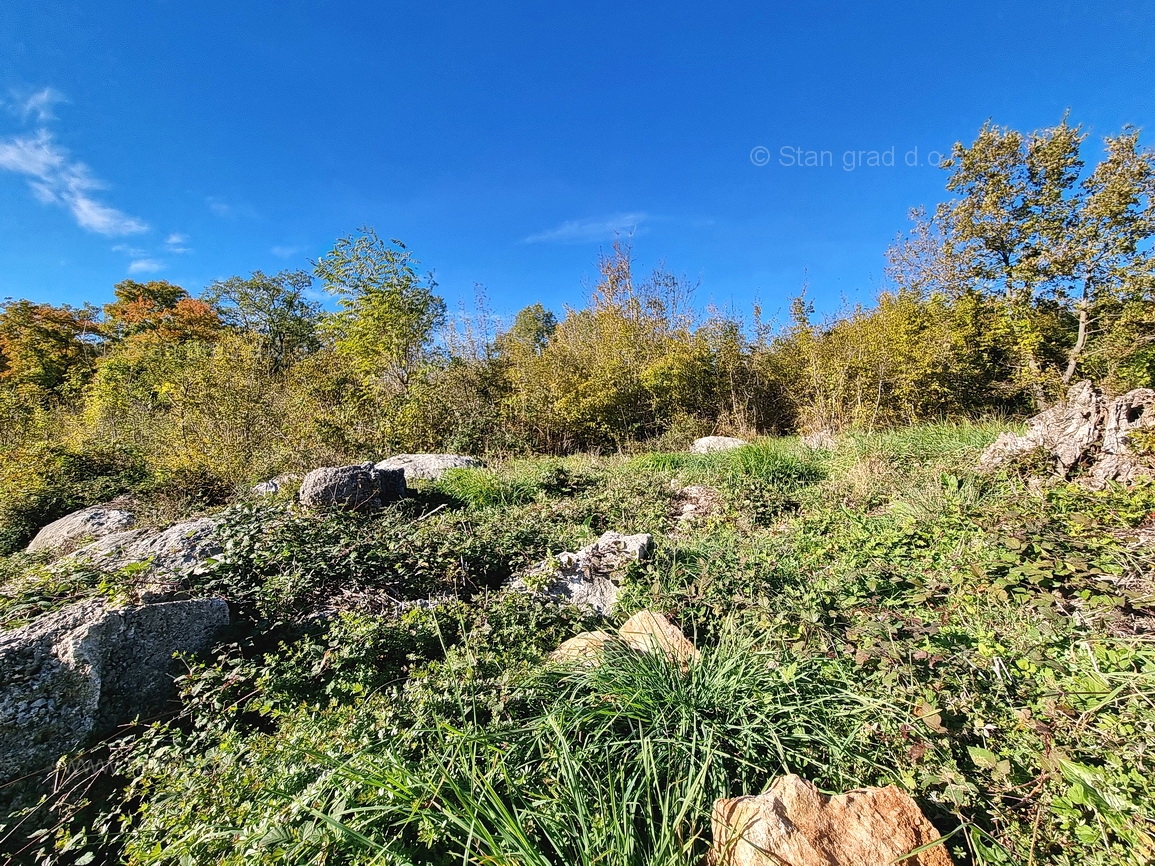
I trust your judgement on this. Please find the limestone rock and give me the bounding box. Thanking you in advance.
[55,518,222,597]
[691,436,750,454]
[550,631,615,665]
[978,381,1155,484]
[251,473,301,496]
[709,774,952,866]
[375,453,482,482]
[299,463,407,511]
[550,612,697,669]
[509,531,653,615]
[26,505,136,555]
[1092,387,1155,484]
[619,610,699,669]
[0,598,229,788]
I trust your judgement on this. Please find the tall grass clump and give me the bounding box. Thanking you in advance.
[281,626,918,865]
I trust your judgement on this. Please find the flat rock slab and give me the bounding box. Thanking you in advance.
[619,610,699,669]
[26,505,136,555]
[55,518,221,593]
[299,463,407,511]
[375,453,482,481]
[691,436,750,454]
[0,598,229,787]
[710,774,952,866]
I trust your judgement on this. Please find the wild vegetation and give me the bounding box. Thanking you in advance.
[1,118,1154,865]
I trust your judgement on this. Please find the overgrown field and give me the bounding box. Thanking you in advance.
[3,422,1155,865]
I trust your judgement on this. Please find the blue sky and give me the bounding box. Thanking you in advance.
[1,1,1153,326]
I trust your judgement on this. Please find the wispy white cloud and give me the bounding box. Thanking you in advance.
[5,86,67,123]
[0,128,148,235]
[271,244,303,258]
[165,232,191,253]
[127,258,164,274]
[522,212,647,244]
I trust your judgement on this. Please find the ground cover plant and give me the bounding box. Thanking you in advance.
[2,422,1153,865]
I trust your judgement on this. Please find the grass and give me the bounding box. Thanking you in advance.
[5,420,1155,865]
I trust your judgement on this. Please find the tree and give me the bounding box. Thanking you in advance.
[0,299,97,390]
[203,270,321,371]
[498,303,557,355]
[892,118,1155,401]
[313,229,446,391]
[104,280,222,343]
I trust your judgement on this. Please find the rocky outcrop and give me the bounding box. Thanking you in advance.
[251,473,301,496]
[691,436,749,454]
[0,598,229,787]
[509,531,653,615]
[709,774,952,866]
[979,381,1155,485]
[375,453,482,482]
[26,505,136,555]
[54,518,222,598]
[550,611,698,670]
[299,463,407,511]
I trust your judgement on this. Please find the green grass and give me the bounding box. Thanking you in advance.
[8,420,1155,866]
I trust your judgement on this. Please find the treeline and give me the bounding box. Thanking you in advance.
[1,117,1153,491]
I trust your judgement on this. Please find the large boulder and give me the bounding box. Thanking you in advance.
[691,436,749,454]
[299,463,407,511]
[0,598,229,788]
[26,505,136,555]
[709,774,952,866]
[54,518,222,598]
[509,531,653,615]
[978,381,1155,484]
[375,453,482,482]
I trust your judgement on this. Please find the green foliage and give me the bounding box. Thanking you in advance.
[0,442,147,555]
[203,269,321,370]
[315,228,447,391]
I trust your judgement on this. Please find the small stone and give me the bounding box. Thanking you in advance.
[549,631,616,665]
[618,610,699,670]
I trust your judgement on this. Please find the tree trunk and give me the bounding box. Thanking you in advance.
[1062,281,1092,386]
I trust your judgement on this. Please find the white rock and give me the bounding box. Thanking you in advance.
[0,598,229,788]
[508,531,653,615]
[690,436,749,454]
[55,518,222,588]
[26,506,136,555]
[374,453,482,481]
